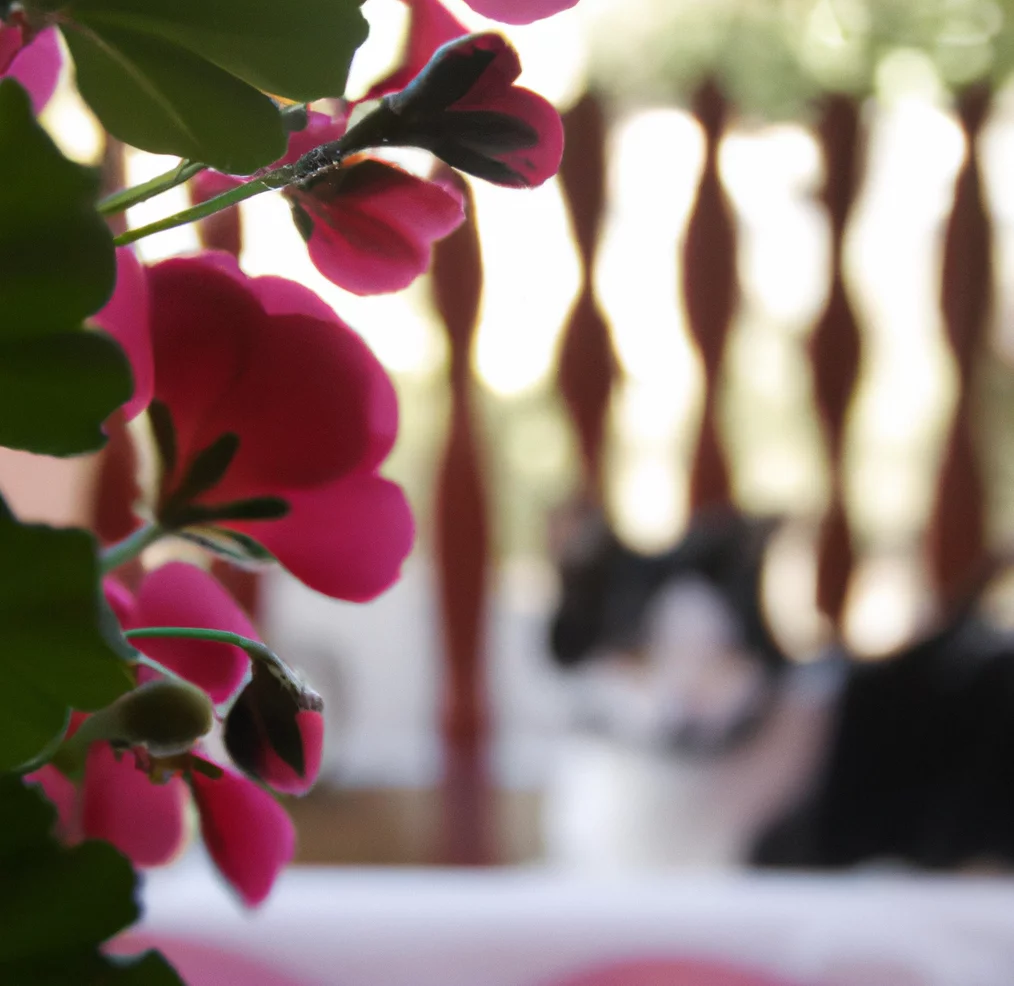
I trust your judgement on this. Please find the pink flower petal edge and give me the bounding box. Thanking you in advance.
[256,710,324,796]
[81,743,188,867]
[191,765,296,907]
[294,158,465,295]
[92,248,153,421]
[226,472,415,603]
[463,0,580,24]
[2,26,61,113]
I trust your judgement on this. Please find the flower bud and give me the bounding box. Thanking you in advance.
[223,658,323,796]
[107,679,214,757]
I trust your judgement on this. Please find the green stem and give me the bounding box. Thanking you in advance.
[108,105,378,247]
[124,626,278,666]
[100,522,163,574]
[97,160,207,217]
[131,653,190,686]
[113,166,295,247]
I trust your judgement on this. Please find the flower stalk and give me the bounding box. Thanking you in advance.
[100,522,163,573]
[97,160,207,217]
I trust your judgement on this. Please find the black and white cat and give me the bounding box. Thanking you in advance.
[545,504,1014,870]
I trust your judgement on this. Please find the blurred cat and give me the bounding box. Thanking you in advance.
[546,503,1014,870]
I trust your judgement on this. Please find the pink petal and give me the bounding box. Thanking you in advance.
[91,248,153,421]
[190,764,296,907]
[364,0,468,101]
[256,710,324,796]
[247,270,346,323]
[103,577,138,629]
[133,562,254,704]
[225,472,414,602]
[81,743,188,867]
[148,258,392,497]
[25,765,81,843]
[456,84,563,188]
[291,157,465,295]
[448,36,563,188]
[2,26,61,113]
[462,0,579,24]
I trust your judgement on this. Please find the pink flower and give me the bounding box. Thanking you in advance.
[192,109,465,295]
[0,21,61,113]
[94,250,415,602]
[281,110,466,295]
[367,33,564,188]
[462,0,579,25]
[29,563,311,906]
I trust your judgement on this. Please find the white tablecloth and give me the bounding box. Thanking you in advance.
[133,863,1014,986]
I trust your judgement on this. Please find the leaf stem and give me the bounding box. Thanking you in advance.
[97,160,207,217]
[100,522,163,574]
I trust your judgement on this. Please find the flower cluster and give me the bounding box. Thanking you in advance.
[7,0,567,917]
[192,30,563,287]
[30,562,314,905]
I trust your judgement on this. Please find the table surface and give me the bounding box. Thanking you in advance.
[131,862,1014,986]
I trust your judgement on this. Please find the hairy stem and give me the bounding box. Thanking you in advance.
[97,160,207,217]
[100,522,163,574]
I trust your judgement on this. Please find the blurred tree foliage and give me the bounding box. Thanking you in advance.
[587,0,1014,118]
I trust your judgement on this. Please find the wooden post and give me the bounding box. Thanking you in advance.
[810,95,862,628]
[430,177,493,865]
[683,79,735,511]
[557,93,616,501]
[928,84,992,604]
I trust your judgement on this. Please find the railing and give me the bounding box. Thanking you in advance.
[88,81,1002,863]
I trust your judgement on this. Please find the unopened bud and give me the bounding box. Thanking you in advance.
[109,679,214,757]
[224,657,323,796]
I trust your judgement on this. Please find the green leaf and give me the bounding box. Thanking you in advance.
[45,0,368,169]
[60,0,367,101]
[0,778,184,985]
[0,497,133,771]
[61,22,287,174]
[0,331,132,458]
[0,84,113,332]
[0,79,131,456]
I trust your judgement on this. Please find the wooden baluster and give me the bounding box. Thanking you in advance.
[810,96,862,628]
[557,94,616,500]
[684,79,735,511]
[430,176,492,865]
[928,84,992,604]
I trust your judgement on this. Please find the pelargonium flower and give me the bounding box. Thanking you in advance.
[93,249,414,602]
[29,562,314,906]
[192,108,465,295]
[0,20,61,113]
[361,33,564,189]
[278,109,466,295]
